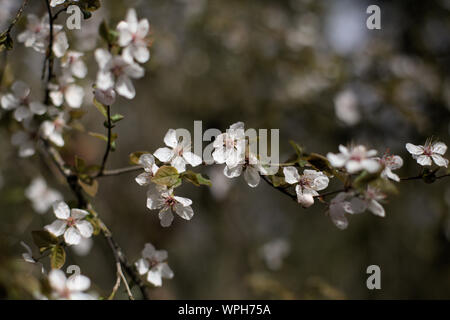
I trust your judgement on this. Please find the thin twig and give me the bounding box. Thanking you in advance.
[3,0,29,34]
[96,105,112,177]
[43,0,54,105]
[98,165,142,178]
[108,262,134,300]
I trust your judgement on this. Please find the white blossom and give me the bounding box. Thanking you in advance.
[212,122,246,168]
[25,177,62,214]
[259,239,290,271]
[334,89,360,126]
[223,152,263,188]
[48,269,95,300]
[135,154,159,186]
[327,192,355,230]
[40,112,67,147]
[45,201,94,245]
[17,15,68,57]
[94,87,116,106]
[135,243,174,287]
[11,130,36,158]
[283,166,329,207]
[146,184,194,227]
[406,141,448,168]
[61,51,87,79]
[117,9,151,63]
[154,129,202,173]
[49,74,84,109]
[1,81,47,122]
[327,144,380,174]
[375,153,403,182]
[95,48,144,100]
[349,187,386,218]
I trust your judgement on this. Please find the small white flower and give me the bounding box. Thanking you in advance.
[327,144,380,174]
[117,9,151,63]
[135,154,159,186]
[11,130,36,158]
[375,153,403,182]
[1,81,47,122]
[406,141,448,168]
[25,177,63,214]
[49,74,84,109]
[50,0,66,7]
[135,243,174,287]
[45,201,94,246]
[223,152,262,188]
[212,122,246,168]
[327,192,355,230]
[349,187,386,218]
[154,129,202,173]
[48,269,95,300]
[17,15,68,57]
[40,112,67,147]
[61,51,87,79]
[283,166,329,207]
[95,48,144,100]
[94,87,116,106]
[259,239,290,271]
[146,185,194,227]
[334,89,360,126]
[20,241,45,273]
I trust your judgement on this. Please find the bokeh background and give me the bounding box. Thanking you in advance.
[0,0,449,299]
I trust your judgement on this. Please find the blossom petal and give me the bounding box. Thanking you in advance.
[327,152,347,168]
[147,269,163,287]
[160,262,174,279]
[368,200,385,217]
[75,220,93,238]
[71,209,89,220]
[283,166,300,184]
[133,45,150,64]
[67,274,90,292]
[416,155,432,166]
[45,219,66,236]
[431,154,449,167]
[224,164,243,178]
[48,269,67,292]
[12,81,30,99]
[244,165,260,187]
[171,156,187,173]
[406,143,424,155]
[65,85,84,108]
[136,172,152,186]
[158,207,174,227]
[135,258,150,275]
[64,227,82,245]
[361,159,381,173]
[174,203,194,220]
[1,93,20,110]
[29,102,47,115]
[154,147,174,162]
[53,201,70,219]
[431,142,447,155]
[141,243,156,259]
[115,75,136,99]
[183,151,202,167]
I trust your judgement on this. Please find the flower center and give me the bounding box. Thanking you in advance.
[66,217,76,227]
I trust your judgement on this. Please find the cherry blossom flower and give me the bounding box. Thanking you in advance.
[223,152,263,188]
[49,74,84,108]
[259,238,290,271]
[50,0,66,7]
[1,81,47,122]
[20,241,45,273]
[25,177,63,214]
[135,243,174,287]
[327,192,356,230]
[94,87,116,106]
[40,112,67,147]
[283,166,329,207]
[45,201,94,246]
[61,51,88,79]
[406,141,448,168]
[95,48,144,100]
[146,184,194,227]
[135,153,159,186]
[48,269,95,300]
[349,187,386,218]
[327,144,380,174]
[117,9,151,63]
[375,153,403,182]
[17,15,68,57]
[11,130,36,158]
[154,129,202,173]
[212,122,246,168]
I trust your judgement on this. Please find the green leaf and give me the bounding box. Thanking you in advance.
[129,151,149,165]
[353,171,380,190]
[93,98,108,118]
[152,166,181,187]
[289,140,303,157]
[305,153,334,176]
[270,175,288,187]
[89,132,107,141]
[32,230,59,249]
[182,171,212,187]
[111,114,124,123]
[50,245,66,269]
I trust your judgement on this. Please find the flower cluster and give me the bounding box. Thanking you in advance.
[135,243,174,287]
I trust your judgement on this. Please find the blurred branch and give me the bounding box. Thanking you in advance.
[1,0,29,34]
[43,0,54,104]
[98,165,142,178]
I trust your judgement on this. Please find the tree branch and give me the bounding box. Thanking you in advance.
[43,0,54,104]
[96,105,112,177]
[2,0,29,34]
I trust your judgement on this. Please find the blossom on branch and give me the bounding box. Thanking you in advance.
[135,153,159,186]
[49,74,85,109]
[61,51,88,79]
[117,9,151,63]
[375,153,403,182]
[212,122,246,168]
[48,269,95,300]
[40,111,67,147]
[45,201,94,245]
[406,141,448,167]
[327,144,380,174]
[135,243,174,287]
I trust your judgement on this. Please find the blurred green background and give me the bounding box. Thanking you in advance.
[0,0,449,299]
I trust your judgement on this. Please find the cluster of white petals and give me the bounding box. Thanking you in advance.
[1,81,47,122]
[45,201,94,245]
[40,111,67,147]
[49,73,84,109]
[327,145,380,173]
[283,167,329,207]
[135,243,174,287]
[25,177,63,214]
[406,141,448,168]
[375,153,403,182]
[48,269,96,300]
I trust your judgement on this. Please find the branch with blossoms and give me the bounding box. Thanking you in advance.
[0,0,449,300]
